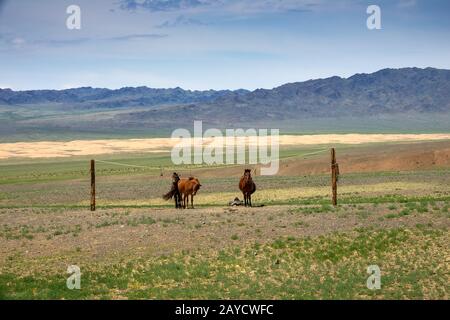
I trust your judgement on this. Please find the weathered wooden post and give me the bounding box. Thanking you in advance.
[331,148,338,206]
[90,159,96,211]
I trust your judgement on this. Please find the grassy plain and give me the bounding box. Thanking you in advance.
[0,140,449,299]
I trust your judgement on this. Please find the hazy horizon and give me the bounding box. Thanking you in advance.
[0,66,447,91]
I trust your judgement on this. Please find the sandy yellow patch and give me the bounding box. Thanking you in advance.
[1,134,450,159]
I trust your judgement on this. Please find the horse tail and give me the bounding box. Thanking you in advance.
[162,189,176,201]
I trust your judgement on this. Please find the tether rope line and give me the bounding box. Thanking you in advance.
[95,159,157,169]
[94,148,330,172]
[301,148,329,157]
[282,148,329,161]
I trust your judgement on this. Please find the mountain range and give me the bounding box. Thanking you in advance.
[1,67,449,141]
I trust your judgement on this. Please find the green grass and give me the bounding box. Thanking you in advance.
[0,154,173,185]
[126,216,157,227]
[1,195,449,211]
[0,145,332,185]
[288,204,335,214]
[1,226,447,299]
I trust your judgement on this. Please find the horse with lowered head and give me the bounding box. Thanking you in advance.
[178,177,202,209]
[239,169,256,207]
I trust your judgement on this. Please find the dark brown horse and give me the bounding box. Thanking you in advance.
[178,177,202,209]
[239,169,256,207]
[162,172,182,208]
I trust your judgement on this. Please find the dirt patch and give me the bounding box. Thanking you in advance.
[277,140,450,175]
[1,204,448,272]
[177,140,450,178]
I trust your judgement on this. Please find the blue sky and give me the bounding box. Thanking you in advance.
[0,0,449,90]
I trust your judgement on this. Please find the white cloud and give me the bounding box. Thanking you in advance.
[398,0,417,8]
[156,15,208,28]
[11,37,25,45]
[119,0,324,14]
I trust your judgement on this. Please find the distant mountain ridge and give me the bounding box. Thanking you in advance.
[1,67,449,141]
[0,86,250,108]
[208,67,450,116]
[1,67,449,115]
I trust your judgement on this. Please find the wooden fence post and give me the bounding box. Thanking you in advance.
[90,159,96,211]
[331,148,338,206]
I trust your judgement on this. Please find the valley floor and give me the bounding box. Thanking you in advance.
[0,203,448,299]
[0,140,449,299]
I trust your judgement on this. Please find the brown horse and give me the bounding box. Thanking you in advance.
[239,169,256,207]
[178,177,202,209]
